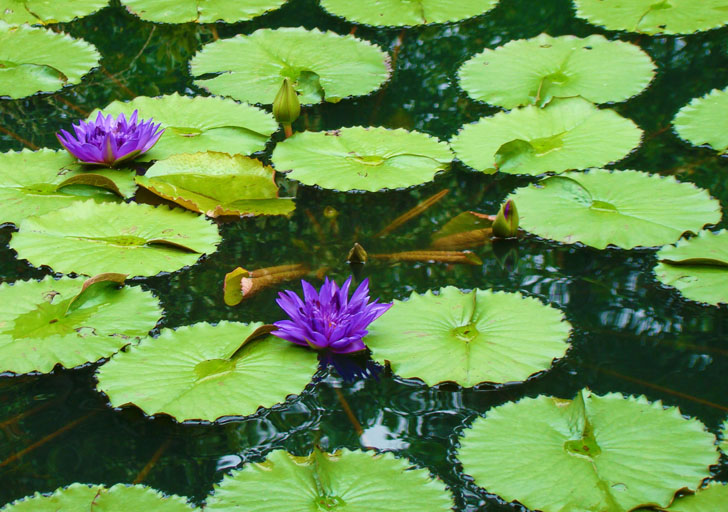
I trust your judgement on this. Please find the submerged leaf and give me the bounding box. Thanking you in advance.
[319,0,498,26]
[673,87,728,154]
[223,264,309,306]
[365,287,571,386]
[0,0,108,25]
[120,0,286,23]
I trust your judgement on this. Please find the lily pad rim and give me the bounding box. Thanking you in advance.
[672,87,728,152]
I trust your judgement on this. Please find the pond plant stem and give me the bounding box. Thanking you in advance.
[333,388,373,449]
[0,126,38,150]
[376,188,449,237]
[133,437,173,484]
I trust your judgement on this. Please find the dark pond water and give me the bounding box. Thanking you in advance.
[1,0,727,510]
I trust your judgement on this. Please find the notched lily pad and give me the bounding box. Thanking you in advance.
[0,22,100,99]
[10,200,221,277]
[450,98,642,175]
[574,0,728,35]
[673,87,728,153]
[666,483,728,512]
[190,27,391,105]
[655,230,728,306]
[458,389,719,512]
[120,0,287,23]
[271,127,452,192]
[0,275,161,375]
[458,33,655,109]
[137,152,295,218]
[0,483,194,511]
[0,0,108,25]
[205,448,453,511]
[319,0,498,27]
[365,286,571,387]
[0,149,136,226]
[508,169,721,249]
[96,322,319,422]
[96,94,277,161]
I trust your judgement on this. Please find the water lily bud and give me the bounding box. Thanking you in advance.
[492,200,519,238]
[273,78,300,126]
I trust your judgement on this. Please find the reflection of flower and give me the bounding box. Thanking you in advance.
[273,277,391,354]
[56,110,163,167]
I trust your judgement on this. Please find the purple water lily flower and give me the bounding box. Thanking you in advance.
[272,277,392,354]
[56,110,164,167]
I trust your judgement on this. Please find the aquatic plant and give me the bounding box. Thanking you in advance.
[492,199,518,238]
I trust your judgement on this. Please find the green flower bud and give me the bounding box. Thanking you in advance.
[492,199,519,238]
[273,78,301,126]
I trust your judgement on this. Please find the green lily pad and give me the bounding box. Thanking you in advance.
[365,287,571,387]
[190,27,391,105]
[655,230,728,306]
[673,88,728,153]
[10,201,221,277]
[573,0,728,35]
[96,93,277,161]
[458,389,719,512]
[0,0,108,25]
[137,152,295,218]
[319,0,498,26]
[0,275,161,375]
[205,448,453,511]
[720,420,727,453]
[120,0,286,23]
[0,483,194,511]
[0,149,136,226]
[458,33,655,109]
[450,98,642,175]
[667,483,728,512]
[507,169,721,249]
[271,127,452,192]
[96,322,318,422]
[0,22,100,99]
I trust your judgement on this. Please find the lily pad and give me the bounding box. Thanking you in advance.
[721,420,727,453]
[96,94,277,161]
[655,230,728,305]
[120,0,286,23]
[0,275,161,375]
[0,0,108,25]
[137,152,295,218]
[0,483,194,511]
[458,34,655,109]
[0,22,100,99]
[190,27,391,105]
[96,322,318,422]
[673,88,728,153]
[365,287,571,387]
[0,149,136,226]
[507,169,721,249]
[450,98,642,175]
[667,483,728,512]
[271,127,452,192]
[319,0,498,26]
[10,201,221,277]
[205,448,453,511]
[458,389,719,512]
[573,0,728,35]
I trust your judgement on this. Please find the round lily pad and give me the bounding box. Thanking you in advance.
[190,27,391,105]
[450,98,642,175]
[673,88,728,153]
[458,390,719,512]
[10,201,221,277]
[365,287,571,387]
[0,0,108,25]
[137,152,295,217]
[271,127,452,192]
[507,169,721,249]
[120,0,286,23]
[573,0,728,35]
[0,149,136,226]
[96,322,318,422]
[96,94,278,161]
[319,0,498,26]
[0,275,161,375]
[655,230,728,306]
[458,33,655,109]
[205,448,453,511]
[0,22,100,99]
[0,483,194,511]
[667,483,728,512]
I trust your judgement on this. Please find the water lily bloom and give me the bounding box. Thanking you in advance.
[273,277,392,354]
[56,110,164,167]
[492,199,519,238]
